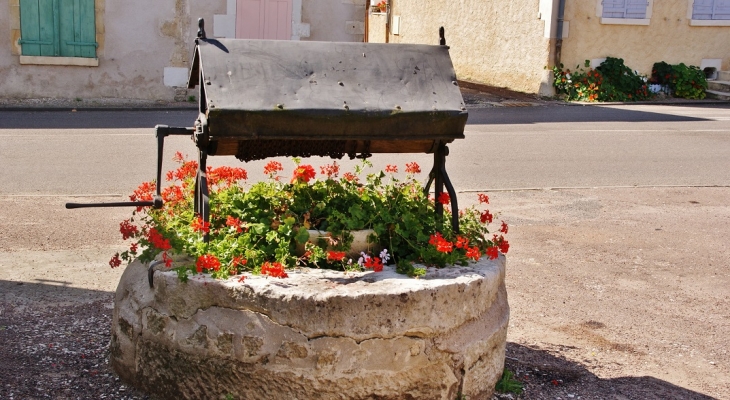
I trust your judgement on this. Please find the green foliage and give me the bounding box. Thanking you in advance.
[650,61,707,99]
[495,368,524,395]
[112,157,509,280]
[551,57,651,102]
[671,63,707,99]
[650,61,674,85]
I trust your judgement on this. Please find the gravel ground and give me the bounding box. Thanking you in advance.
[0,299,150,400]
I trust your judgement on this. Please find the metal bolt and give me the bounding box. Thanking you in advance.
[338,81,344,86]
[276,104,284,109]
[395,105,402,110]
[452,81,458,86]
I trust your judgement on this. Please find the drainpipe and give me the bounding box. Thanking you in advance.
[554,0,566,67]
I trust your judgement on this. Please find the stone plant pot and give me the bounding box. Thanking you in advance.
[111,256,509,399]
[297,229,380,258]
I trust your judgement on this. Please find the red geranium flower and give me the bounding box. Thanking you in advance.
[405,162,421,174]
[437,192,450,205]
[231,256,247,267]
[327,251,347,262]
[191,216,210,233]
[364,256,383,272]
[292,165,316,183]
[385,164,398,173]
[119,220,139,240]
[499,221,509,234]
[480,210,493,224]
[465,246,480,260]
[109,253,122,268]
[264,161,284,176]
[486,246,499,260]
[196,254,221,273]
[320,162,340,179]
[226,216,245,233]
[147,228,171,250]
[207,166,247,187]
[162,251,173,267]
[478,193,490,204]
[261,261,288,278]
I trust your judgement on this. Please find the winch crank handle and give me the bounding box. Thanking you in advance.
[65,200,158,209]
[154,125,195,200]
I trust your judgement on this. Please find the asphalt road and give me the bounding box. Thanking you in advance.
[0,103,729,196]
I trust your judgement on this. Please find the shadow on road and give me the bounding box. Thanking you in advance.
[467,104,723,125]
[0,110,197,129]
[0,279,115,305]
[506,342,718,399]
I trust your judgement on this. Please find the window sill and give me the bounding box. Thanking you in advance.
[600,17,650,26]
[689,19,730,26]
[20,55,99,67]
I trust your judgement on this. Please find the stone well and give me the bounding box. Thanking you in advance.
[111,256,509,400]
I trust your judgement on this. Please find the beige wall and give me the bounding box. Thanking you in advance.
[302,0,365,42]
[561,0,730,75]
[1,0,226,101]
[386,0,554,95]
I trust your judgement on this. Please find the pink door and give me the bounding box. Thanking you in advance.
[236,0,292,39]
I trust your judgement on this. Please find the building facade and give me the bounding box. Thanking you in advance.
[369,0,730,95]
[1,0,366,101]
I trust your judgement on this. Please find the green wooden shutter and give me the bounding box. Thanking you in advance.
[58,0,96,58]
[19,0,56,56]
[19,0,96,58]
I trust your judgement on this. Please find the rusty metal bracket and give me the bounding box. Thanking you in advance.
[148,260,163,288]
[194,149,210,242]
[423,142,459,233]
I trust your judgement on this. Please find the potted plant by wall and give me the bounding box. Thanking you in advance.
[371,0,387,13]
[111,153,509,280]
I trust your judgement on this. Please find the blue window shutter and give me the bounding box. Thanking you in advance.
[58,0,96,58]
[19,0,56,56]
[19,0,96,58]
[625,0,648,19]
[693,0,715,19]
[715,0,730,19]
[602,0,627,18]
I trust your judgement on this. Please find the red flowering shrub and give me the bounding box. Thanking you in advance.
[113,156,509,280]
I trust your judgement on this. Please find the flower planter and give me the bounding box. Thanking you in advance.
[111,255,509,399]
[296,229,380,259]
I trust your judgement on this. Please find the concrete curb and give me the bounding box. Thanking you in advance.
[562,99,730,106]
[0,106,198,112]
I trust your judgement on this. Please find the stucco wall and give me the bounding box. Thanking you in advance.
[1,0,224,101]
[561,0,730,75]
[302,0,365,42]
[387,0,553,95]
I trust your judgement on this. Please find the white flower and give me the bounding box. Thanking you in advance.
[379,249,390,263]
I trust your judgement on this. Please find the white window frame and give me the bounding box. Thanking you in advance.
[688,0,730,26]
[596,0,653,25]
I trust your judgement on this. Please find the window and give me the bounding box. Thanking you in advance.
[598,0,653,25]
[691,0,730,23]
[19,0,97,60]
